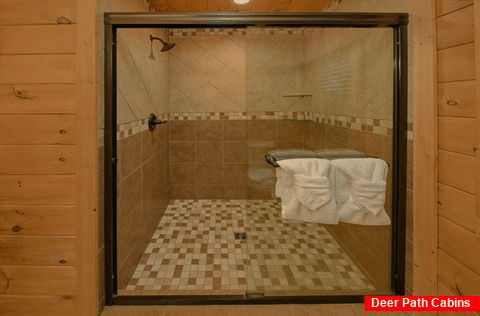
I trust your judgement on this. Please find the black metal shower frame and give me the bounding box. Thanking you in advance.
[104,12,409,306]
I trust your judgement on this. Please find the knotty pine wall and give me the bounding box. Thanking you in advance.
[0,0,97,315]
[435,0,480,296]
[3,0,478,314]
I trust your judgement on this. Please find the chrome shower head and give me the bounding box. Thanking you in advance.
[150,35,176,52]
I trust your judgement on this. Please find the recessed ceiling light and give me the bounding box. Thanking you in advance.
[233,0,251,5]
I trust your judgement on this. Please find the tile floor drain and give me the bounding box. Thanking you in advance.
[234,232,247,240]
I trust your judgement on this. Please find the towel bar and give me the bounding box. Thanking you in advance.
[265,153,280,168]
[265,151,390,168]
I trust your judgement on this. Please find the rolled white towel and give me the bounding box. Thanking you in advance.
[294,175,332,211]
[332,158,390,225]
[276,158,338,224]
[351,180,386,215]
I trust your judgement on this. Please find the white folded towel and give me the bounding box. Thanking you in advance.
[276,158,338,224]
[332,158,390,225]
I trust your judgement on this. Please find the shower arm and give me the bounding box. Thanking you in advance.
[149,35,176,52]
[150,35,168,45]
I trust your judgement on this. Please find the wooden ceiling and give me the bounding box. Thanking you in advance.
[148,0,332,13]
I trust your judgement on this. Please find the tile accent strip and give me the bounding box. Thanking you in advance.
[168,111,305,121]
[169,27,302,39]
[114,111,410,141]
[116,113,169,140]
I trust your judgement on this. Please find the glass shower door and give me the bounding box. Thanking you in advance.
[244,26,395,296]
[244,26,314,296]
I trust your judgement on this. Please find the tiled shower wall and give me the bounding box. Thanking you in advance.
[102,113,402,293]
[115,26,171,289]
[97,25,171,291]
[304,28,393,121]
[102,22,411,295]
[167,113,398,291]
[115,28,170,127]
[312,122,395,291]
[168,28,309,113]
[325,0,413,296]
[116,125,170,289]
[169,118,307,200]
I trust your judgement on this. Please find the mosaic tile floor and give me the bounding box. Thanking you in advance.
[125,199,374,294]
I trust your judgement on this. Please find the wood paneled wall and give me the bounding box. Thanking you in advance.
[435,0,480,296]
[0,0,97,315]
[149,0,331,12]
[4,0,480,314]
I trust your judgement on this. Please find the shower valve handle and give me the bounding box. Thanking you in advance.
[148,113,168,131]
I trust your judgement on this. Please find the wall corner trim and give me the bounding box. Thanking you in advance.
[76,0,99,315]
[412,0,438,295]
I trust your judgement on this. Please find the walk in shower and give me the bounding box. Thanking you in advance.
[103,13,408,305]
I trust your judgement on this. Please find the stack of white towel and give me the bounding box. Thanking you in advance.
[275,158,390,226]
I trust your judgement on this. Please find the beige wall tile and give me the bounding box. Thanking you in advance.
[141,130,157,163]
[169,35,247,113]
[171,185,196,199]
[223,163,248,184]
[274,140,304,150]
[247,183,275,199]
[116,28,170,125]
[117,170,142,231]
[169,121,195,141]
[195,185,223,199]
[170,164,197,185]
[223,120,247,140]
[223,184,248,199]
[224,141,248,163]
[141,158,161,222]
[247,120,275,140]
[275,119,305,141]
[347,129,366,152]
[196,120,222,141]
[197,142,223,164]
[170,142,196,163]
[118,133,141,181]
[364,132,384,158]
[304,28,393,121]
[246,33,305,112]
[196,164,224,184]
